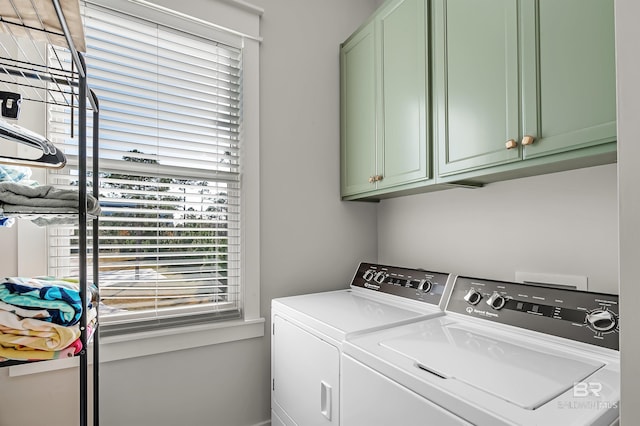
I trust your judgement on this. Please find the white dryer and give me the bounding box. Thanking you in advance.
[271,262,453,426]
[342,276,620,426]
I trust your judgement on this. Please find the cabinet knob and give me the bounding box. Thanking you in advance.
[375,174,384,182]
[521,135,535,146]
[505,139,517,150]
[368,176,375,184]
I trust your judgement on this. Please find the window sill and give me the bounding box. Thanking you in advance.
[8,318,265,377]
[101,317,265,362]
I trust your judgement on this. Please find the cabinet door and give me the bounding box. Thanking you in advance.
[341,22,377,196]
[435,0,521,177]
[521,0,616,159]
[272,316,339,426]
[377,0,429,188]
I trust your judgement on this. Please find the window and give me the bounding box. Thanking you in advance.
[47,3,250,335]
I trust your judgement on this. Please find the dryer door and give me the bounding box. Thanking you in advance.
[272,315,339,426]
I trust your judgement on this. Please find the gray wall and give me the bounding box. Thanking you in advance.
[3,0,634,425]
[616,0,640,423]
[100,0,381,425]
[0,1,379,426]
[378,164,618,294]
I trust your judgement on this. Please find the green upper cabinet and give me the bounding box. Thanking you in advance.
[340,22,376,197]
[522,0,616,159]
[434,0,522,176]
[341,0,429,198]
[435,0,616,179]
[376,0,429,190]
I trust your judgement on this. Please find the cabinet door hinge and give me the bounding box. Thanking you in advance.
[272,378,275,391]
[272,323,275,335]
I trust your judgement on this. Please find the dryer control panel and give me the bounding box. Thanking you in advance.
[351,263,449,306]
[447,276,619,350]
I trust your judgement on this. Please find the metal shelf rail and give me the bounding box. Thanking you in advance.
[0,1,100,425]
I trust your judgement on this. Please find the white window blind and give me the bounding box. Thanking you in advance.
[48,4,243,333]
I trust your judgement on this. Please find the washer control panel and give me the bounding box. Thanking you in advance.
[447,277,619,350]
[351,262,449,306]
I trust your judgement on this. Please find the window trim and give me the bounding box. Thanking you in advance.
[99,317,265,362]
[85,0,263,330]
[84,0,263,328]
[10,0,262,376]
[9,318,265,377]
[101,0,262,322]
[73,4,245,328]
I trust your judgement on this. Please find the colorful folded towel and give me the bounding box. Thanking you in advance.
[0,309,80,351]
[0,300,51,319]
[0,282,83,326]
[3,276,81,292]
[0,342,77,361]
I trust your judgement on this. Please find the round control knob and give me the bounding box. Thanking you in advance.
[586,310,618,332]
[418,280,432,293]
[373,271,388,284]
[463,289,482,305]
[486,292,507,310]
[362,269,375,281]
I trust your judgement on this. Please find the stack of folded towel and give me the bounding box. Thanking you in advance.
[0,164,35,227]
[0,164,101,227]
[0,181,101,226]
[0,277,97,362]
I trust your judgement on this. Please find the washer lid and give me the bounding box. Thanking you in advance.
[274,290,438,335]
[380,322,605,409]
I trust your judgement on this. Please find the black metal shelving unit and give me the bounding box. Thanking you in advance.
[0,1,99,425]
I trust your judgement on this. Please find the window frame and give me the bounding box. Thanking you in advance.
[73,5,245,332]
[92,0,264,355]
[12,0,263,374]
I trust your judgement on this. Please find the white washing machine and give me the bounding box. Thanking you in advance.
[342,276,620,426]
[271,262,453,426]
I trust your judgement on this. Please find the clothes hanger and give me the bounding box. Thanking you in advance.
[0,91,66,169]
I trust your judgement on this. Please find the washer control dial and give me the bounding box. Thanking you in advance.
[418,280,432,293]
[586,309,618,332]
[463,289,482,305]
[486,292,507,310]
[362,269,375,281]
[373,271,388,284]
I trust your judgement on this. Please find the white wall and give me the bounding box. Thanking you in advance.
[615,0,640,423]
[99,0,381,424]
[257,0,380,423]
[4,0,629,425]
[378,164,618,294]
[0,1,380,426]
[257,0,381,300]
